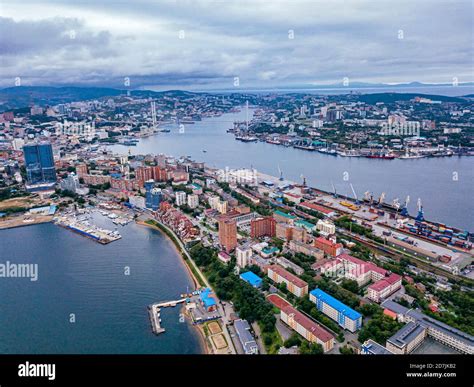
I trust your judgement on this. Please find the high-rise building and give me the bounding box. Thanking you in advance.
[175,191,187,206]
[236,245,252,268]
[187,194,199,209]
[250,216,276,238]
[60,172,80,193]
[218,216,237,252]
[23,142,57,185]
[145,180,161,210]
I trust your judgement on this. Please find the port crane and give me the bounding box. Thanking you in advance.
[300,174,307,187]
[364,191,374,205]
[415,198,425,222]
[350,183,359,204]
[400,196,410,217]
[331,181,338,198]
[377,192,386,207]
[277,164,284,181]
[392,198,401,210]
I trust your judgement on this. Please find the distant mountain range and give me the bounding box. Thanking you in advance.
[0,84,472,112]
[0,86,202,112]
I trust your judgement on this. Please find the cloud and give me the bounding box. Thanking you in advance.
[0,0,472,89]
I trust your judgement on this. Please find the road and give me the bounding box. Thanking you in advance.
[139,214,237,354]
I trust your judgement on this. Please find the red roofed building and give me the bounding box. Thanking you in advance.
[266,294,292,310]
[267,265,308,297]
[299,201,336,217]
[383,309,397,319]
[280,305,335,352]
[368,273,402,303]
[314,237,343,257]
[320,253,403,302]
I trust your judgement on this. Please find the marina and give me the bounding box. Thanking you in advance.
[54,216,122,244]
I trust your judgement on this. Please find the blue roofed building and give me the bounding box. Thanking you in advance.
[310,288,362,332]
[239,271,263,288]
[199,288,217,312]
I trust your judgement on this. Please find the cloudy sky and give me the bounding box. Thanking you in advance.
[0,0,472,90]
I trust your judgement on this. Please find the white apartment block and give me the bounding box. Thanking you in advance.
[175,191,187,206]
[236,245,252,268]
[316,219,336,236]
[187,194,199,209]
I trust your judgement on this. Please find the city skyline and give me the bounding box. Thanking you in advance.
[0,0,473,89]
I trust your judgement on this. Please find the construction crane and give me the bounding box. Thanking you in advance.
[400,196,410,217]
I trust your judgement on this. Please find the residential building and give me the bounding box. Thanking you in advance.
[236,245,252,268]
[60,172,80,193]
[310,288,362,332]
[289,240,324,260]
[267,265,308,297]
[250,216,276,238]
[280,305,335,353]
[275,256,304,276]
[314,236,343,257]
[316,219,336,236]
[187,194,199,209]
[273,210,296,224]
[368,273,403,302]
[175,191,187,206]
[218,216,237,252]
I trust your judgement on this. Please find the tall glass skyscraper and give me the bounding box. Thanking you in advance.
[23,142,57,185]
[145,179,162,211]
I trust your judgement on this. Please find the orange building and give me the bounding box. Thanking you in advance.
[314,237,343,257]
[250,216,276,238]
[218,216,237,252]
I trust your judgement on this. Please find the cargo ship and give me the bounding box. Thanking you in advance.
[318,148,337,156]
[366,153,395,159]
[293,143,315,151]
[235,135,258,142]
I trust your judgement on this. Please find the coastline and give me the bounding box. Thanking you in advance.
[137,219,211,355]
[136,219,202,289]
